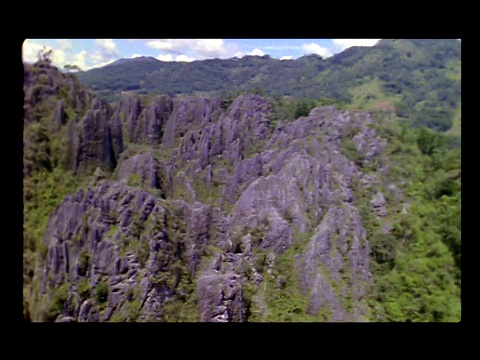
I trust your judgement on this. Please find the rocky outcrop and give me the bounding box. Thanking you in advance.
[113,95,173,144]
[370,192,387,217]
[66,106,118,174]
[109,113,124,160]
[28,62,396,322]
[51,100,67,131]
[117,152,162,191]
[39,173,224,322]
[297,205,370,320]
[171,94,271,174]
[163,96,222,148]
[24,61,92,124]
[23,61,123,176]
[197,270,245,322]
[40,181,175,321]
[222,154,263,206]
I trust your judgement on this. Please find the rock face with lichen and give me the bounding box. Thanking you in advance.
[25,61,401,322]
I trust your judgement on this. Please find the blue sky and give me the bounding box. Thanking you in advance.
[22,39,381,71]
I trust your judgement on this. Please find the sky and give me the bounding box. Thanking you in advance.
[22,39,382,71]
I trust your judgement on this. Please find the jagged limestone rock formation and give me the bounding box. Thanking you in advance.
[67,105,118,174]
[117,152,162,191]
[26,62,400,322]
[114,95,173,144]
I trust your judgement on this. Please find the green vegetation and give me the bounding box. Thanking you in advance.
[77,279,91,300]
[94,281,109,304]
[447,100,461,137]
[127,173,143,188]
[158,286,198,322]
[109,286,142,322]
[240,229,314,322]
[356,113,461,322]
[78,250,91,276]
[46,282,70,321]
[24,44,460,322]
[76,39,460,133]
[23,59,102,320]
[241,112,461,322]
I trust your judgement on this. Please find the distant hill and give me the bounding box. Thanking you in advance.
[75,39,461,132]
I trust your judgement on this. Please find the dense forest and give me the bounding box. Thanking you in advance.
[23,40,460,322]
[76,39,461,133]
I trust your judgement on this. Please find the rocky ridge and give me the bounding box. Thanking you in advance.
[25,62,399,322]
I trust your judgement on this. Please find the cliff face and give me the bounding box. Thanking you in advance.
[25,62,399,322]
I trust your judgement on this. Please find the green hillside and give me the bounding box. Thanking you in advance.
[76,39,461,133]
[23,44,461,322]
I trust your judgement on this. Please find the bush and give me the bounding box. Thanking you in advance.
[294,98,316,119]
[78,250,90,276]
[254,252,266,273]
[47,283,70,321]
[416,127,446,156]
[77,279,91,300]
[394,101,409,118]
[95,281,109,304]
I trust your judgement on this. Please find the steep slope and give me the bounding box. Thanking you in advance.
[23,58,126,320]
[23,60,461,322]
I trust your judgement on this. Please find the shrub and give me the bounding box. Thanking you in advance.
[46,283,70,321]
[394,100,409,118]
[78,250,90,276]
[95,281,109,304]
[77,279,91,300]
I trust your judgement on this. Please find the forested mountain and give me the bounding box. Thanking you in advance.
[23,41,460,322]
[76,39,461,133]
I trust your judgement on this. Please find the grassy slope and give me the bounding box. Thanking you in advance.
[447,101,461,137]
[347,77,401,111]
[445,60,461,137]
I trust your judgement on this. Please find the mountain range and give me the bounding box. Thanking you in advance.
[75,39,461,133]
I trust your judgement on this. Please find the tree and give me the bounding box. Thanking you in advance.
[294,98,316,119]
[416,127,445,156]
[64,64,82,73]
[394,100,409,118]
[37,46,53,63]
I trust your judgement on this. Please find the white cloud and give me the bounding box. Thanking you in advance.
[56,39,72,51]
[95,39,118,53]
[175,54,195,62]
[90,52,104,63]
[72,50,88,70]
[146,39,240,60]
[280,55,293,60]
[22,40,45,63]
[157,54,174,62]
[22,39,117,71]
[263,45,301,51]
[302,43,332,58]
[91,59,117,68]
[22,40,71,68]
[192,39,231,58]
[332,39,380,51]
[247,48,265,56]
[155,53,195,62]
[88,39,121,68]
[52,49,67,66]
[131,54,143,58]
[147,40,177,51]
[233,51,245,58]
